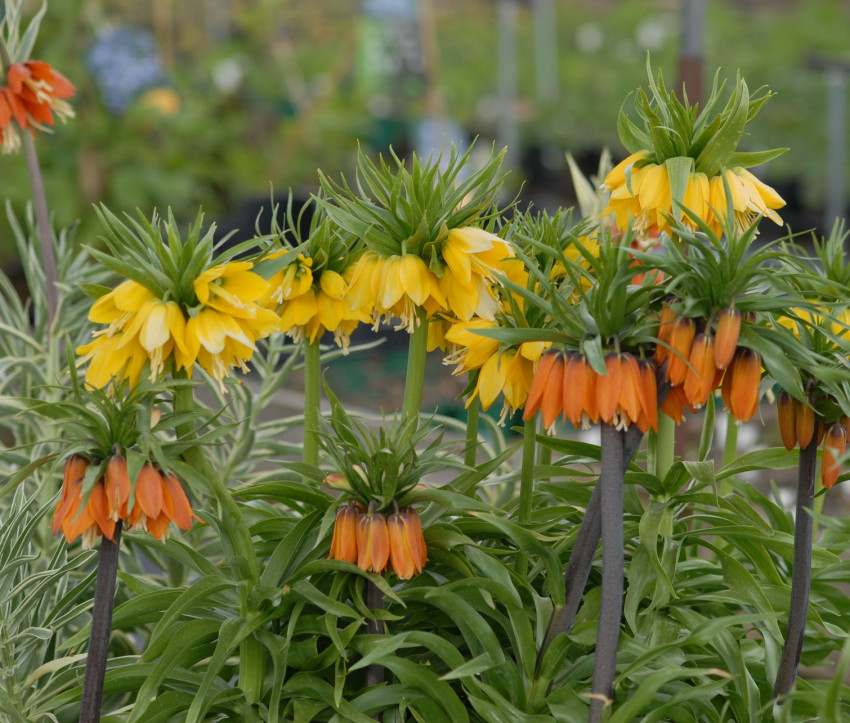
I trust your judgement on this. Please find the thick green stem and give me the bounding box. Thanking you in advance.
[464,397,479,469]
[303,340,321,468]
[773,426,819,699]
[80,523,122,723]
[589,423,625,723]
[401,309,429,426]
[654,412,676,481]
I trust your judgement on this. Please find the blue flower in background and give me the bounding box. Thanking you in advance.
[87,27,165,114]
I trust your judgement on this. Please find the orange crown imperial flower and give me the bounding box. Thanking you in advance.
[720,348,762,424]
[328,500,428,578]
[524,351,657,433]
[0,60,75,153]
[822,424,847,489]
[52,453,198,548]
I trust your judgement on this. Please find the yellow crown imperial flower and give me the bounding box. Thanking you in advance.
[77,208,279,391]
[318,143,511,332]
[602,61,787,241]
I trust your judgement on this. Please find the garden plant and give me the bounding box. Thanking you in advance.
[4,2,850,721]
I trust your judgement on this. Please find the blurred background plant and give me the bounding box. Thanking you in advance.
[2,0,849,265]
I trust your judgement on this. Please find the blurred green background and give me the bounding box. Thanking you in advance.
[1,0,848,263]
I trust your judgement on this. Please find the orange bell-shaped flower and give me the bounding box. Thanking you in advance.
[776,390,797,451]
[683,333,717,409]
[524,352,559,421]
[667,318,696,386]
[52,455,89,536]
[722,348,761,423]
[328,501,363,564]
[596,354,623,424]
[822,424,846,489]
[636,359,659,433]
[356,503,390,573]
[795,397,816,450]
[714,308,742,371]
[655,303,676,366]
[105,452,131,521]
[387,505,428,579]
[539,354,565,431]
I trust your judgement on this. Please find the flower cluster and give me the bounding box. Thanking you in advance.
[655,303,761,424]
[51,453,196,548]
[77,211,279,392]
[601,65,786,244]
[328,501,427,580]
[1,60,74,153]
[267,253,366,347]
[524,351,659,433]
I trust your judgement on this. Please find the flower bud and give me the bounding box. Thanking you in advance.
[323,473,352,491]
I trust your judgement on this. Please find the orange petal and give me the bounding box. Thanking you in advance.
[135,464,164,519]
[776,391,797,451]
[714,308,741,370]
[667,318,696,386]
[387,513,415,580]
[162,473,194,530]
[596,354,623,424]
[105,454,131,518]
[88,482,116,541]
[147,512,172,539]
[822,425,846,489]
[540,355,565,430]
[523,353,558,421]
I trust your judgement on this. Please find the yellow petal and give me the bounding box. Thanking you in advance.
[398,254,432,306]
[319,269,347,300]
[477,353,507,410]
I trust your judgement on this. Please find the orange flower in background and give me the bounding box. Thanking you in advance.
[6,61,75,126]
[0,60,75,153]
[52,454,197,548]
